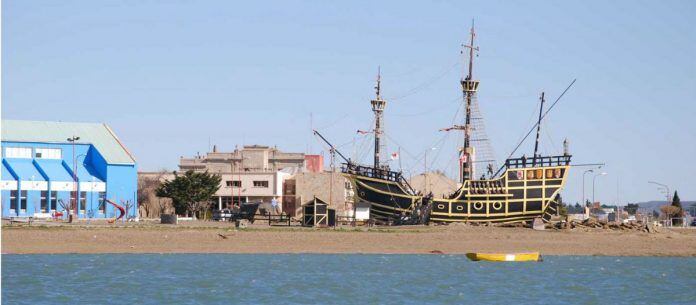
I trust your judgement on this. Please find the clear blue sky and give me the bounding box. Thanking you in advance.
[3,1,695,204]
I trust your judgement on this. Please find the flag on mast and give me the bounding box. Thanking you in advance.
[390,152,399,160]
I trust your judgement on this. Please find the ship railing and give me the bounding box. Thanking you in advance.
[468,180,506,195]
[341,163,402,182]
[341,163,417,195]
[504,155,571,169]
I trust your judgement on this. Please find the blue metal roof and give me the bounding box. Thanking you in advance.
[2,162,16,181]
[1,120,136,165]
[4,159,46,181]
[34,159,73,181]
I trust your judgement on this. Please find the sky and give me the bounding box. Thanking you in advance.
[3,0,695,204]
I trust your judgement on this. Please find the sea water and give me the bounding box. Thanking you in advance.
[2,254,694,304]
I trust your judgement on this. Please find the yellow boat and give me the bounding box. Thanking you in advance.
[466,252,541,262]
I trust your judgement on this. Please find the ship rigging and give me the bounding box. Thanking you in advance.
[316,22,575,224]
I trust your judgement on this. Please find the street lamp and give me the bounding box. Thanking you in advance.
[582,169,594,205]
[67,136,80,222]
[592,172,608,204]
[648,181,671,203]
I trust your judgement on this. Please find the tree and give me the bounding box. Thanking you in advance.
[156,170,221,219]
[669,191,683,225]
[671,191,682,211]
[573,203,582,214]
[138,170,174,218]
[660,205,682,222]
[556,194,567,216]
[624,203,639,215]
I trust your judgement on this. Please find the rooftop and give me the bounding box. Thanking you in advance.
[1,120,136,165]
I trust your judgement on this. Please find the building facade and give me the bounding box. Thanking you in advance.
[1,120,137,219]
[178,145,308,210]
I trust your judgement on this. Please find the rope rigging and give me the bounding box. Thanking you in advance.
[388,61,460,102]
[494,79,577,176]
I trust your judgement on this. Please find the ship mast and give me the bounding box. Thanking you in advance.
[460,21,480,182]
[371,67,387,169]
[533,92,545,166]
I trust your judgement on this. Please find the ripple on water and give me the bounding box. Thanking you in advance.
[2,254,695,305]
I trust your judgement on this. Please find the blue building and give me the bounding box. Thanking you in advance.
[1,120,137,219]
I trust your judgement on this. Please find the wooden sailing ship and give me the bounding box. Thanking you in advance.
[317,23,572,224]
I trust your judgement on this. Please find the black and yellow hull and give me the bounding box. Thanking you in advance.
[346,174,422,221]
[345,162,569,224]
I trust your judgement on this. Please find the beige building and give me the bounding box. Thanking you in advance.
[138,145,355,219]
[282,170,354,217]
[179,145,306,209]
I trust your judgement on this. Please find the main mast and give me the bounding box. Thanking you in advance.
[460,21,479,182]
[371,68,387,169]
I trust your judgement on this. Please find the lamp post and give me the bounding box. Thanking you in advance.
[648,181,671,203]
[592,172,608,204]
[67,136,80,222]
[582,169,594,205]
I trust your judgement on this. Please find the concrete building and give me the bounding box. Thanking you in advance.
[1,120,137,219]
[178,145,309,210]
[284,170,353,217]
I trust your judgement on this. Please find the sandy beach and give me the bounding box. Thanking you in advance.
[3,222,695,256]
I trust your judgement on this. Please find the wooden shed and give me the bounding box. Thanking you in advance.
[302,197,335,227]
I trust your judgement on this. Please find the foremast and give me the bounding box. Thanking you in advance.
[371,68,387,169]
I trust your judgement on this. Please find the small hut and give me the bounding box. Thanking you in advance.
[302,197,335,227]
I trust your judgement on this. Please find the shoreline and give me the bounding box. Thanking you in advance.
[3,224,695,256]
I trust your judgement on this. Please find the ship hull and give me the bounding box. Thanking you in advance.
[345,161,569,224]
[346,174,422,222]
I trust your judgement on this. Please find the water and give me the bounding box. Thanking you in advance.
[2,254,694,305]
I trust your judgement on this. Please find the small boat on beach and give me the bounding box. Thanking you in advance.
[465,252,541,262]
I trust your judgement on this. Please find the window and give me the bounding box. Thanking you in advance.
[20,190,27,211]
[10,190,17,211]
[41,191,48,212]
[253,181,269,188]
[98,192,106,213]
[79,191,87,213]
[35,148,62,159]
[5,147,31,159]
[226,180,241,187]
[50,191,58,211]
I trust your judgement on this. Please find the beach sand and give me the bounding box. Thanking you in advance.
[3,222,695,256]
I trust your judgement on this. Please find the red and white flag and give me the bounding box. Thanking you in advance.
[460,152,468,163]
[390,152,399,160]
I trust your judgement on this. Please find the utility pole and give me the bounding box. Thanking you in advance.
[424,147,436,194]
[330,148,336,212]
[424,150,427,194]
